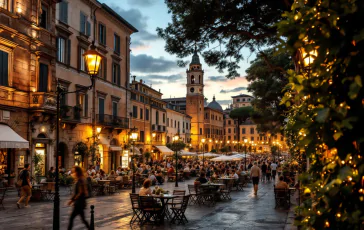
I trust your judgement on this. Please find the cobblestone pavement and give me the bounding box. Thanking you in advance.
[0,179,293,230]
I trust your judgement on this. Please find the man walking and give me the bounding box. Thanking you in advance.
[17,163,32,208]
[250,161,261,195]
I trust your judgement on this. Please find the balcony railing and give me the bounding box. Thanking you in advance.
[61,105,81,123]
[30,92,56,111]
[97,114,129,129]
[152,124,166,132]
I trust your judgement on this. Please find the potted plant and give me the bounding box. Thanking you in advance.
[32,154,44,183]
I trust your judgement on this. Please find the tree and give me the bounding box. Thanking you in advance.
[229,106,254,141]
[279,0,364,229]
[157,0,291,78]
[246,48,294,134]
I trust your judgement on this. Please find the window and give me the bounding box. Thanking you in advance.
[156,111,159,124]
[163,113,165,123]
[79,47,86,71]
[140,131,145,142]
[200,128,202,135]
[114,34,120,54]
[80,12,90,36]
[174,120,176,128]
[237,99,240,102]
[78,94,88,117]
[0,0,10,10]
[251,136,254,141]
[59,1,68,24]
[191,75,195,84]
[40,5,48,29]
[131,93,136,100]
[98,98,105,121]
[112,101,118,117]
[140,96,144,103]
[242,128,246,134]
[98,59,106,79]
[0,50,9,86]
[140,108,143,119]
[250,128,254,134]
[132,106,137,118]
[112,63,120,85]
[146,109,149,121]
[228,136,231,140]
[57,37,66,63]
[167,118,169,127]
[228,120,231,125]
[98,23,106,45]
[38,63,48,92]
[170,119,173,127]
[228,128,231,134]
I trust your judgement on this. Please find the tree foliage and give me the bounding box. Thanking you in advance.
[279,0,364,229]
[157,0,291,78]
[229,106,254,121]
[246,48,294,134]
[166,141,186,152]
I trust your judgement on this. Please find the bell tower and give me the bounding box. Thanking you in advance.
[186,48,204,150]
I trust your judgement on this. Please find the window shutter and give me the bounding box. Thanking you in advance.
[103,59,107,79]
[67,39,71,65]
[85,93,88,117]
[39,64,48,92]
[0,51,8,86]
[56,38,59,61]
[80,12,85,34]
[117,64,120,86]
[86,21,91,36]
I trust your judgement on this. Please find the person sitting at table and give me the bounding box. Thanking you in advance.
[148,171,157,185]
[183,165,190,172]
[231,170,239,180]
[276,176,289,189]
[139,179,153,196]
[155,170,164,185]
[195,172,208,184]
[141,166,149,175]
[167,166,174,174]
[284,175,294,186]
[107,170,117,181]
[116,167,122,175]
[99,169,107,180]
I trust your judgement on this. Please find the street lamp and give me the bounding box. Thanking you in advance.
[130,128,138,193]
[173,134,180,187]
[244,138,248,170]
[201,138,206,164]
[53,45,102,230]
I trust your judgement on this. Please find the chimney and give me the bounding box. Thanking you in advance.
[132,75,136,81]
[159,89,161,92]
[140,79,143,83]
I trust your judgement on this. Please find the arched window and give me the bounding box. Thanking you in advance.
[191,75,195,84]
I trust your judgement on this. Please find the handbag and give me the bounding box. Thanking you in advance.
[16,170,23,187]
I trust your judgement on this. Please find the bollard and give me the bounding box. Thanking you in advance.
[90,205,95,230]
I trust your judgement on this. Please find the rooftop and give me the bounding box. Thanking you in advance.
[231,94,254,99]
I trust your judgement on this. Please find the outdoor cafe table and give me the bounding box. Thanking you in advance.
[200,183,225,201]
[98,180,111,195]
[152,194,176,222]
[217,177,236,187]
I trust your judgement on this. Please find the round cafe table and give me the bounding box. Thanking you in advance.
[152,194,176,222]
[218,177,236,187]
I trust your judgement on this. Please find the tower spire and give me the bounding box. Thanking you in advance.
[191,43,201,65]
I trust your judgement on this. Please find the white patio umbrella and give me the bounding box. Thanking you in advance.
[210,155,234,161]
[198,152,219,158]
[180,150,197,156]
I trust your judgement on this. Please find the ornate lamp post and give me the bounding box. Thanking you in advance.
[172,134,180,187]
[53,45,102,230]
[130,128,138,193]
[244,138,248,170]
[201,138,206,164]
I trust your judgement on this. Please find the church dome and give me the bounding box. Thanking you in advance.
[207,96,223,111]
[190,48,201,65]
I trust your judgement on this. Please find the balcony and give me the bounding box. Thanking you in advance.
[30,92,57,111]
[97,114,129,129]
[60,105,81,123]
[152,124,166,132]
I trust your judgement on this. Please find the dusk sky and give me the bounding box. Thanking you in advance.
[99,0,255,109]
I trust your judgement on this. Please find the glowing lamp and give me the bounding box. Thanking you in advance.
[83,48,102,76]
[130,131,138,141]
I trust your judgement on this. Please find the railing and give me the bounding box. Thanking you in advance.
[30,92,57,110]
[61,105,81,122]
[152,124,166,132]
[96,114,129,129]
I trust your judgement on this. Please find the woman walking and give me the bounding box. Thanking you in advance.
[67,166,90,230]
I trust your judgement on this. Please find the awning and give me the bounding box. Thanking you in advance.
[109,146,122,151]
[180,150,197,156]
[130,147,141,155]
[0,124,29,148]
[155,145,173,155]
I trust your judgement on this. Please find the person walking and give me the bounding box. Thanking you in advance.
[67,166,90,230]
[250,161,261,195]
[261,162,267,182]
[270,162,278,180]
[17,163,32,208]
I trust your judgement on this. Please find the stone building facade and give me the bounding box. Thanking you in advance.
[0,0,57,182]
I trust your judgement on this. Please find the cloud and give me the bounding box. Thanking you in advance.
[143,74,184,83]
[217,100,232,105]
[131,54,177,73]
[127,0,157,7]
[208,76,227,82]
[220,87,248,94]
[109,5,159,47]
